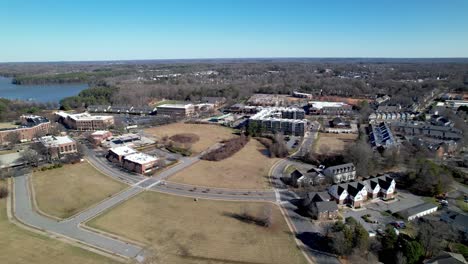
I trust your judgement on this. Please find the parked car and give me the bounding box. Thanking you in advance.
[391,221,406,229]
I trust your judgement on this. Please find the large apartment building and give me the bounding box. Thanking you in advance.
[55,111,114,131]
[248,107,307,136]
[308,101,353,115]
[323,163,356,183]
[156,104,195,118]
[0,115,51,145]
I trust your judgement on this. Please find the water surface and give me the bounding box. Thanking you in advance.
[0,76,88,103]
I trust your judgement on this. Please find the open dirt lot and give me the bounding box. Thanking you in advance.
[0,182,117,264]
[145,123,237,154]
[88,191,306,264]
[32,162,127,219]
[314,133,358,154]
[169,139,278,189]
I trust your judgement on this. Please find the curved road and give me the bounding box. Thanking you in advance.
[13,142,338,263]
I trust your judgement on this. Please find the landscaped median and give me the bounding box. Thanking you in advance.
[31,162,127,219]
[86,191,307,264]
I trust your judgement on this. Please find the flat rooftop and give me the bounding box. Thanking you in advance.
[92,130,110,136]
[40,135,75,147]
[157,103,193,109]
[109,145,137,156]
[309,101,349,109]
[55,111,113,121]
[124,152,158,164]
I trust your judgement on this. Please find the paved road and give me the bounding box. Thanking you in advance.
[13,142,337,263]
[270,159,341,264]
[13,174,146,260]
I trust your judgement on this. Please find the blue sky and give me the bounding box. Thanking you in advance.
[1,0,467,62]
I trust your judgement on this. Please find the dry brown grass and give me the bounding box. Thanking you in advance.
[0,181,117,264]
[315,133,358,154]
[145,123,237,154]
[0,122,16,129]
[32,162,127,219]
[169,139,278,189]
[88,191,306,264]
[170,133,200,144]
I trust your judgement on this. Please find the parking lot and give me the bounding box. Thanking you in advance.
[342,190,426,233]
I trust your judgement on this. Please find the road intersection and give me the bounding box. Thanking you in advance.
[11,139,339,263]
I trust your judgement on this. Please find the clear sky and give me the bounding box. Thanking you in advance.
[1,0,468,62]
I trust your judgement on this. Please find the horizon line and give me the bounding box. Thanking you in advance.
[2,56,468,64]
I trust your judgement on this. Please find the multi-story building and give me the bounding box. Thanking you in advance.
[156,104,195,118]
[390,121,462,141]
[39,135,77,158]
[328,175,396,208]
[55,112,114,131]
[0,115,51,145]
[323,163,356,183]
[90,130,113,145]
[308,101,353,115]
[369,122,398,148]
[248,107,307,136]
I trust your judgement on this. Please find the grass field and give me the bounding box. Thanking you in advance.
[314,133,358,154]
[0,181,117,264]
[145,123,237,154]
[0,122,16,129]
[88,191,306,264]
[32,162,127,219]
[169,139,278,189]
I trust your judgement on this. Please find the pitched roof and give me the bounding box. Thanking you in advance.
[314,201,338,213]
[400,203,438,218]
[425,251,467,264]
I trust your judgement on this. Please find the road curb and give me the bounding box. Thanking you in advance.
[8,177,128,263]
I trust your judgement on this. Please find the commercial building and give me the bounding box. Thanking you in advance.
[308,101,353,115]
[323,117,358,133]
[90,130,113,145]
[445,100,468,109]
[293,91,313,99]
[0,115,51,145]
[248,107,307,136]
[156,104,195,118]
[107,146,138,163]
[39,135,77,158]
[323,163,356,183]
[106,146,158,174]
[399,203,438,221]
[55,112,114,131]
[122,152,159,174]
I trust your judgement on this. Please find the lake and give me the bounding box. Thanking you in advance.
[0,76,88,103]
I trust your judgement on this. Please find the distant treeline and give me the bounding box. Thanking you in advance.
[11,69,132,85]
[59,86,118,110]
[0,98,57,122]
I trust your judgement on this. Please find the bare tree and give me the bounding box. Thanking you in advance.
[21,149,40,167]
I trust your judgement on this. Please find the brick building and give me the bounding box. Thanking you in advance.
[107,146,137,163]
[0,115,51,145]
[55,112,114,131]
[39,135,77,158]
[122,152,159,174]
[90,130,113,145]
[156,104,195,118]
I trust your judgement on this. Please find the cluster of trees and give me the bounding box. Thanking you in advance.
[201,135,249,161]
[60,85,119,110]
[379,219,462,264]
[326,217,374,261]
[0,98,56,122]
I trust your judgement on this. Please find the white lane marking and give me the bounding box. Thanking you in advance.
[133,178,151,187]
[274,190,281,203]
[145,180,161,189]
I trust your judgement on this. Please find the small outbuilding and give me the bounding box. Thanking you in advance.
[399,203,438,221]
